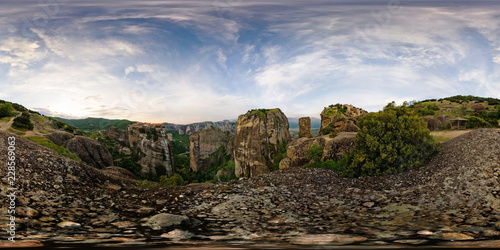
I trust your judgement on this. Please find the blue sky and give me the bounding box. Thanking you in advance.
[1,0,500,123]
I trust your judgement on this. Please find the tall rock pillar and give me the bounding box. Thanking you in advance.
[233,108,291,177]
[298,117,312,138]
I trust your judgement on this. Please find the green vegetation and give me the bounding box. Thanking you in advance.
[307,143,323,162]
[115,158,142,177]
[417,103,440,116]
[248,108,279,120]
[341,104,439,177]
[132,180,158,190]
[303,159,344,171]
[0,103,14,118]
[442,95,500,106]
[160,173,187,187]
[12,112,34,130]
[465,116,492,128]
[25,136,81,162]
[53,117,135,131]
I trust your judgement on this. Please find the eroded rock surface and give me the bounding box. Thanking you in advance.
[319,104,367,135]
[233,109,291,177]
[45,131,113,169]
[189,127,232,172]
[299,117,312,138]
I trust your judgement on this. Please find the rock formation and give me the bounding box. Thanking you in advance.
[128,123,174,177]
[45,131,113,169]
[298,117,312,138]
[319,104,367,135]
[165,120,237,135]
[189,127,232,172]
[233,108,291,177]
[279,132,356,169]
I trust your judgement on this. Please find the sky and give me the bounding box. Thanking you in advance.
[1,0,500,124]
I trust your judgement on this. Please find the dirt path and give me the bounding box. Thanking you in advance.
[0,113,20,132]
[431,128,500,141]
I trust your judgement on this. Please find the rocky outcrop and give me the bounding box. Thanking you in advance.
[128,124,174,177]
[46,131,113,169]
[279,132,356,169]
[165,120,236,135]
[189,127,232,172]
[319,104,367,135]
[105,126,129,144]
[233,108,291,177]
[298,117,312,138]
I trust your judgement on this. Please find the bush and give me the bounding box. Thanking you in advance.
[12,112,34,130]
[0,103,14,118]
[307,144,323,162]
[160,173,187,187]
[303,159,344,171]
[465,116,491,128]
[342,104,439,177]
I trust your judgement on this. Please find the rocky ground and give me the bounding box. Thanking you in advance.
[2,129,500,249]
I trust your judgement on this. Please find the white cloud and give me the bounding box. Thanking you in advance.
[0,37,42,68]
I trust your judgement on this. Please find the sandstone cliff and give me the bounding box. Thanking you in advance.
[319,104,367,135]
[279,132,356,169]
[298,117,312,138]
[165,120,236,135]
[233,108,291,177]
[128,124,174,177]
[45,131,113,169]
[189,127,232,173]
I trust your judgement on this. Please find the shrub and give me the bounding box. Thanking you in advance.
[472,103,485,114]
[0,103,14,118]
[307,143,323,162]
[12,112,34,130]
[465,116,491,128]
[160,173,187,187]
[342,104,439,177]
[303,159,344,171]
[155,164,167,176]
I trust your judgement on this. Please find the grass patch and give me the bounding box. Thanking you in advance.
[130,180,158,190]
[431,135,452,143]
[7,128,25,136]
[25,135,81,162]
[0,116,12,122]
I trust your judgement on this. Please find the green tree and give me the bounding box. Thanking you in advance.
[160,173,187,187]
[342,104,439,177]
[12,112,34,130]
[0,103,14,118]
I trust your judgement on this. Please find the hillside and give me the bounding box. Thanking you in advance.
[53,117,135,131]
[409,95,500,130]
[3,128,500,248]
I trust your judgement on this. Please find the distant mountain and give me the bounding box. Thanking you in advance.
[288,117,321,129]
[53,117,135,131]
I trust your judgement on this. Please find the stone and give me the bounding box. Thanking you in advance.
[57,221,81,229]
[362,202,375,208]
[439,232,474,240]
[233,108,291,177]
[161,229,194,240]
[417,230,435,236]
[16,207,40,218]
[142,213,189,230]
[291,234,368,245]
[322,132,356,161]
[299,117,312,138]
[111,221,136,229]
[189,127,232,172]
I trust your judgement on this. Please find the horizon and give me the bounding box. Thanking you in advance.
[1,0,500,123]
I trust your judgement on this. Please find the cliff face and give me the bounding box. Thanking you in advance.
[45,131,113,169]
[298,117,312,138]
[189,127,232,172]
[233,109,291,177]
[128,124,174,177]
[165,120,236,135]
[319,104,368,135]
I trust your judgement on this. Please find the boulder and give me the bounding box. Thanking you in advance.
[298,117,312,138]
[189,127,232,172]
[233,108,291,177]
[280,132,356,169]
[322,132,356,161]
[319,104,367,135]
[142,213,189,230]
[46,131,113,169]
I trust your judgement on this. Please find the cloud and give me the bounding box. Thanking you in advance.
[0,37,42,68]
